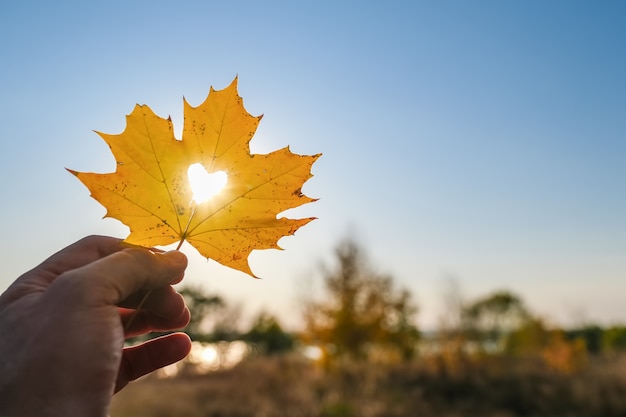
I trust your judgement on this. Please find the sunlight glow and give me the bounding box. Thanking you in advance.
[187,163,228,204]
[157,341,248,378]
[188,341,248,372]
[302,345,324,361]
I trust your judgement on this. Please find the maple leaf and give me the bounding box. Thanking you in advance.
[68,78,320,277]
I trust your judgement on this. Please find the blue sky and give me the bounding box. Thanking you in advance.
[1,1,624,329]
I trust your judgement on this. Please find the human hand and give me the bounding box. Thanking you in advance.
[0,235,192,417]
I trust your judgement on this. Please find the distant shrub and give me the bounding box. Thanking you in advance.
[604,326,626,353]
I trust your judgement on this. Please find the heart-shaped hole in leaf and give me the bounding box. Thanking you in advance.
[187,163,228,204]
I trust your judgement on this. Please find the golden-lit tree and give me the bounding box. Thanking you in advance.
[302,238,419,362]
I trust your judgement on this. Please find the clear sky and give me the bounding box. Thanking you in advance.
[1,1,624,330]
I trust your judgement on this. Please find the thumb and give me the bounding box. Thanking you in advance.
[53,248,187,306]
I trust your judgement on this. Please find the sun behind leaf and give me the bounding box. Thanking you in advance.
[68,78,320,277]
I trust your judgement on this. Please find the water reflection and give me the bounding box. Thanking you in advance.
[158,341,249,377]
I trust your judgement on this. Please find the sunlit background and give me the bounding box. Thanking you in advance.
[1,1,624,331]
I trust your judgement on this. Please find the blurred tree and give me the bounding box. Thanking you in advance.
[504,317,551,356]
[603,326,626,353]
[504,318,589,372]
[179,285,224,342]
[179,285,243,342]
[565,325,604,355]
[302,238,419,362]
[242,311,295,355]
[542,331,588,373]
[461,290,529,352]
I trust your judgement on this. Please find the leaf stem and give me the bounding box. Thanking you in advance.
[123,237,186,334]
[124,202,196,336]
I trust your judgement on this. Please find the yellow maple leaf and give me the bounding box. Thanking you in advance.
[69,78,320,277]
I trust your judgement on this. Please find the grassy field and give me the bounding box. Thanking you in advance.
[110,353,626,417]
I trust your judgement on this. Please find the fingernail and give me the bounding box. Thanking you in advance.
[164,250,187,265]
